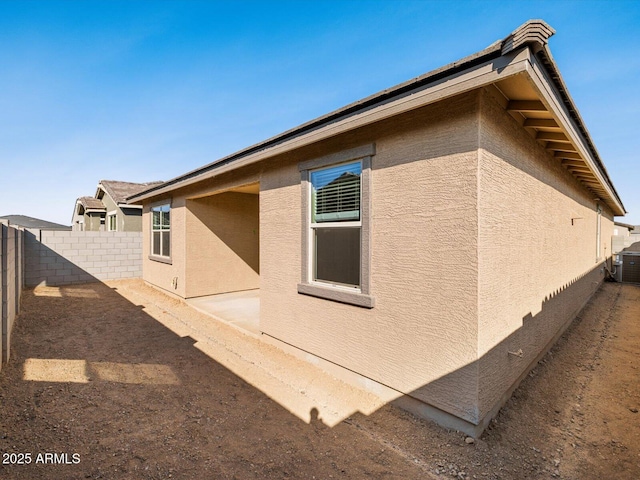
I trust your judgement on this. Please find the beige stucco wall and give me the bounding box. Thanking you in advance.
[141,165,262,299]
[476,88,614,420]
[185,192,259,298]
[260,92,482,422]
[139,87,618,429]
[102,193,143,232]
[84,212,104,231]
[142,197,187,298]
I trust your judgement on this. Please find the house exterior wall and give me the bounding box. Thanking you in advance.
[613,225,631,236]
[84,212,104,232]
[102,193,143,232]
[260,92,482,423]
[142,198,187,298]
[141,165,262,299]
[185,192,259,298]
[120,208,143,231]
[138,87,618,430]
[476,88,614,422]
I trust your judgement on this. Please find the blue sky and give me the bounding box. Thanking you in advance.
[0,0,638,226]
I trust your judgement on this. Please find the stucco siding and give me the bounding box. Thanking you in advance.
[137,86,619,429]
[102,194,143,232]
[260,92,482,422]
[142,198,187,298]
[120,208,143,231]
[476,88,613,420]
[185,192,259,298]
[85,212,104,231]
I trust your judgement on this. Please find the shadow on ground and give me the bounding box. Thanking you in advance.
[0,280,638,479]
[0,282,428,479]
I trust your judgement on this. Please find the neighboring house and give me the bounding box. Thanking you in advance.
[613,221,634,237]
[73,197,107,232]
[128,21,626,436]
[612,221,638,255]
[0,215,70,230]
[72,180,162,231]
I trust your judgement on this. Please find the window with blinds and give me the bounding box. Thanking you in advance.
[310,161,362,287]
[311,162,361,222]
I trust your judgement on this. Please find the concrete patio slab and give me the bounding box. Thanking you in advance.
[186,289,260,336]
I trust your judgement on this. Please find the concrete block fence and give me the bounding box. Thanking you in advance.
[1,220,24,365]
[24,229,143,287]
[0,225,142,365]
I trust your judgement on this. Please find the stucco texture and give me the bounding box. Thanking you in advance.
[260,93,482,422]
[476,89,613,421]
[185,192,259,298]
[139,88,615,429]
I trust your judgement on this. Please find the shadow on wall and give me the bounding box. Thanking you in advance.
[188,193,260,274]
[23,230,142,287]
[24,232,99,287]
[399,261,605,436]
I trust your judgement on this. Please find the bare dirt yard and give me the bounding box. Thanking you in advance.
[0,279,638,479]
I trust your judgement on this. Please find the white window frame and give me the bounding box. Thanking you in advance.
[107,211,117,231]
[150,202,171,264]
[309,161,362,290]
[297,144,375,308]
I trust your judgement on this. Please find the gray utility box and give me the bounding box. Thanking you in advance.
[614,252,640,284]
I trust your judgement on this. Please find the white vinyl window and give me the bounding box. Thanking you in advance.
[107,213,117,231]
[151,204,171,259]
[310,161,362,288]
[297,144,375,308]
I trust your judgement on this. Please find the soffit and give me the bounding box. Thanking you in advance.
[492,73,620,213]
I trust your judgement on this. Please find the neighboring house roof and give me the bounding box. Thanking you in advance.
[614,221,635,231]
[97,180,164,206]
[127,20,625,217]
[73,180,164,223]
[76,196,106,212]
[0,214,71,230]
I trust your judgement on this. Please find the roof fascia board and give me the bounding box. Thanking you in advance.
[129,49,532,203]
[524,51,625,215]
[117,203,142,209]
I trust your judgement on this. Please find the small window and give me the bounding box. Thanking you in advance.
[151,204,171,258]
[107,214,117,231]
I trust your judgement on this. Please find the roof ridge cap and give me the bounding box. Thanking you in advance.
[501,19,555,55]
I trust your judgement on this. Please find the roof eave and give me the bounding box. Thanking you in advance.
[128,48,528,203]
[128,20,625,217]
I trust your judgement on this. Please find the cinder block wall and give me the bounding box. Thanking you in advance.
[1,221,24,365]
[24,229,142,287]
[613,234,640,253]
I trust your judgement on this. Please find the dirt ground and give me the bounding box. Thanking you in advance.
[0,279,638,479]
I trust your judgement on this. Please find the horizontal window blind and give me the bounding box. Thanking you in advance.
[311,162,361,223]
